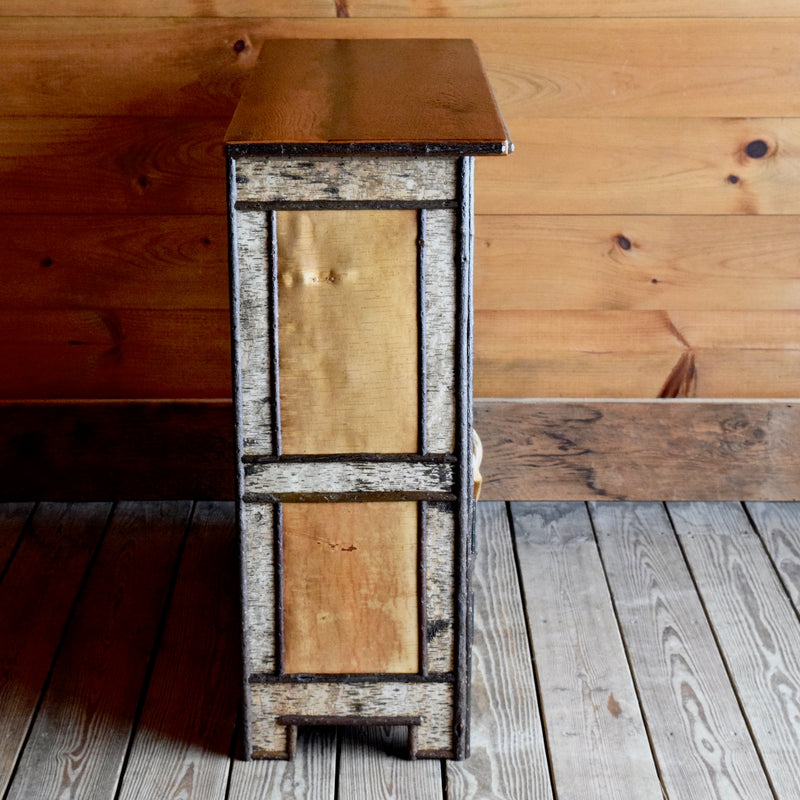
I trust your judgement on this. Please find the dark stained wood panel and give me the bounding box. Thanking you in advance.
[1,215,228,310]
[226,38,509,153]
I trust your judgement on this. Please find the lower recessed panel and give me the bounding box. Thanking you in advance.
[282,502,419,674]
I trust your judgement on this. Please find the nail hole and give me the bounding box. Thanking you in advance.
[727,174,740,184]
[41,257,53,268]
[233,39,246,53]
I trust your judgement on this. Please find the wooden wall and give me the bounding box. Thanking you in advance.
[4,2,800,499]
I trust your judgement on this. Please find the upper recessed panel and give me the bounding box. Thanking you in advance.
[225,38,510,156]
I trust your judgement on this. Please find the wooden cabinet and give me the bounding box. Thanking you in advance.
[226,38,509,760]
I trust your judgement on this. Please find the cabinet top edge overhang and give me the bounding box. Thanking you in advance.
[225,38,512,158]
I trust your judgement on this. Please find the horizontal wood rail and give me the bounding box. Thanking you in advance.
[3,399,798,501]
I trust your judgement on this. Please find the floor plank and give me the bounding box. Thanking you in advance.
[447,502,553,800]
[669,501,800,798]
[117,502,239,800]
[747,501,800,609]
[0,502,33,576]
[227,727,337,800]
[591,501,772,800]
[511,501,664,800]
[6,501,190,800]
[337,725,443,800]
[0,502,111,797]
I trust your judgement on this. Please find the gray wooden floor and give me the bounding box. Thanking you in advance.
[3,500,800,799]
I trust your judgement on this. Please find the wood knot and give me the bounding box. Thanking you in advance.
[746,139,769,159]
[233,39,247,53]
[616,235,632,251]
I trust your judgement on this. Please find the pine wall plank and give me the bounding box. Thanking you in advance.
[3,3,800,497]
[3,0,799,16]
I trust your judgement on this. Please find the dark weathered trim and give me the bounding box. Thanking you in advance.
[417,209,428,457]
[267,210,281,457]
[249,672,454,685]
[242,491,457,504]
[453,155,474,761]
[235,199,458,212]
[418,501,428,677]
[241,453,456,465]
[226,141,509,159]
[227,154,254,759]
[275,502,285,675]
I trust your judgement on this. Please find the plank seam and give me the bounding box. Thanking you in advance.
[742,502,800,632]
[111,501,197,800]
[586,502,670,800]
[3,501,114,800]
[0,502,36,587]
[505,501,558,800]
[663,501,779,800]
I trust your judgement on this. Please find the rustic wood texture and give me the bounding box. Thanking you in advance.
[225,38,508,152]
[6,3,800,490]
[243,503,276,675]
[6,502,189,800]
[117,502,240,800]
[338,726,442,798]
[425,503,455,673]
[9,399,800,502]
[243,460,455,498]
[228,727,337,800]
[476,400,800,501]
[232,209,273,456]
[235,157,457,203]
[591,502,773,799]
[0,503,111,796]
[747,501,800,608]
[277,209,419,455]
[447,502,552,799]
[282,502,419,675]
[250,682,454,757]
[9,500,800,795]
[668,501,800,797]
[511,501,663,799]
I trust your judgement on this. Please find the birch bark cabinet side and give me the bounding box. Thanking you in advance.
[225,39,510,761]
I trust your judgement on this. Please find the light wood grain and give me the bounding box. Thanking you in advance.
[243,503,276,676]
[475,215,800,312]
[228,727,337,800]
[591,502,772,800]
[0,503,110,797]
[338,725,442,799]
[511,501,663,800]
[477,118,800,216]
[668,501,800,797]
[4,19,800,119]
[747,502,800,609]
[117,502,239,800]
[0,504,33,575]
[476,400,800,502]
[6,502,189,800]
[283,502,419,674]
[425,504,455,673]
[4,0,799,15]
[475,309,800,399]
[277,209,418,455]
[447,502,553,800]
